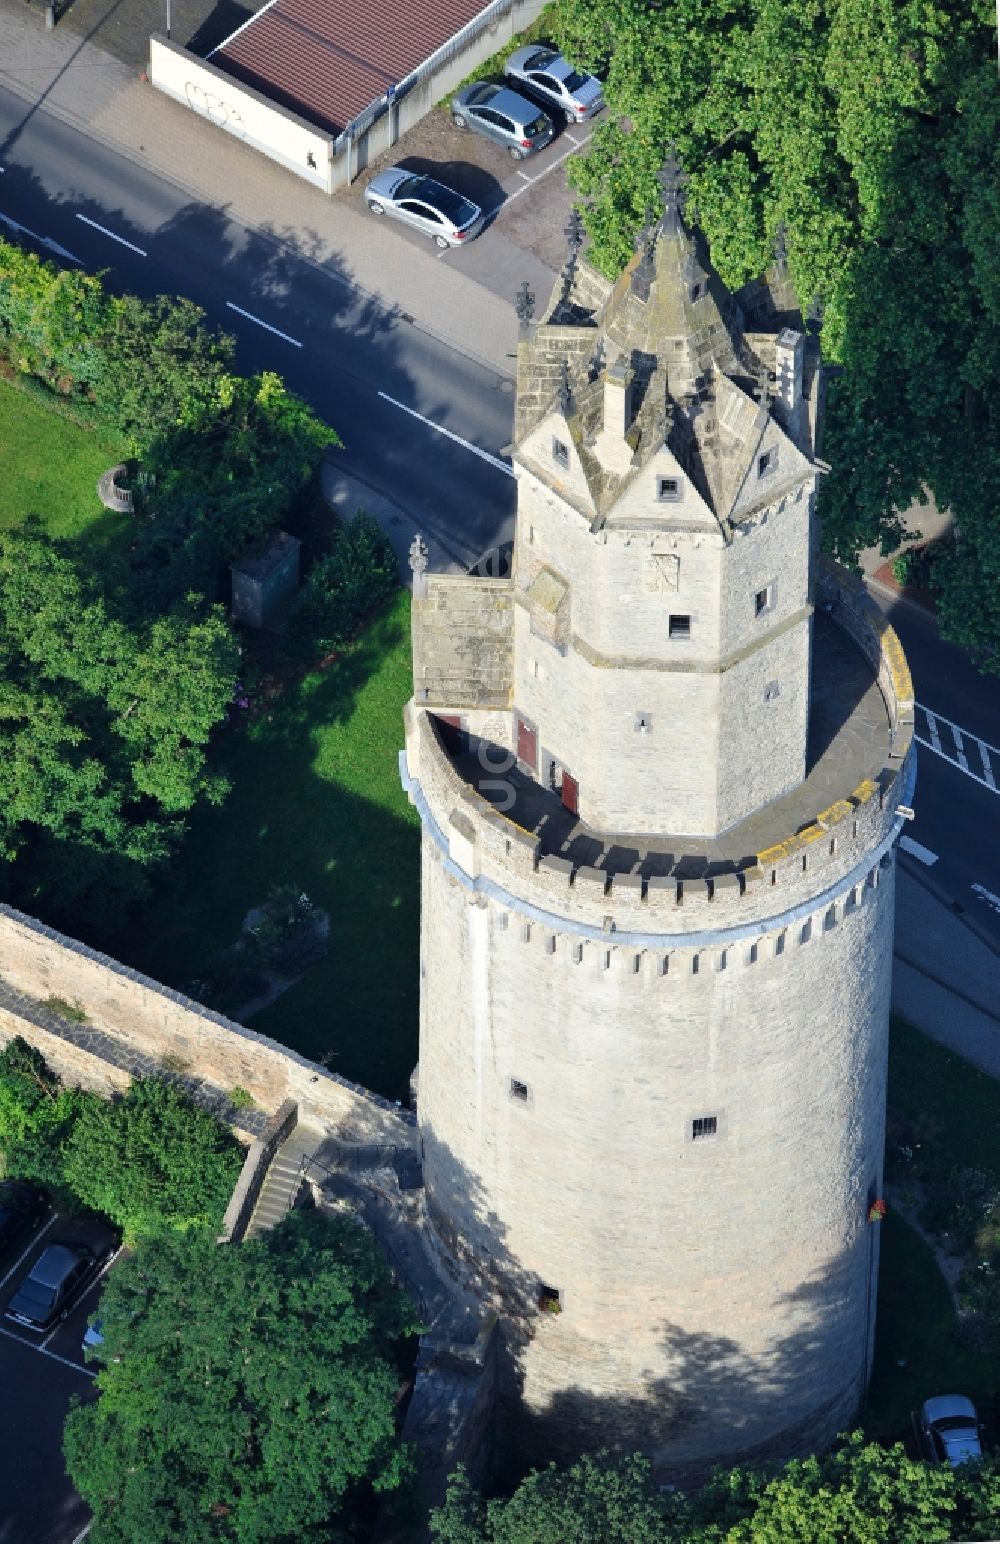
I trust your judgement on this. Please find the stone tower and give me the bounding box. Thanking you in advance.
[402,161,915,1479]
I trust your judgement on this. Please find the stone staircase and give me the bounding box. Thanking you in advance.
[245,1123,324,1238]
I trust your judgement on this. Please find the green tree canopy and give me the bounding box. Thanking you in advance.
[65,1210,419,1543]
[432,1435,1000,1543]
[554,0,1000,666]
[0,528,238,921]
[61,1078,244,1238]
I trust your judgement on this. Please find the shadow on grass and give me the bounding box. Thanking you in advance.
[105,592,420,1101]
[865,1207,1000,1446]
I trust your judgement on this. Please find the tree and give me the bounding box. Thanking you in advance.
[61,1078,244,1239]
[432,1454,673,1544]
[0,529,239,921]
[92,293,236,455]
[431,1434,1000,1543]
[285,510,399,661]
[0,1036,83,1191]
[64,1210,419,1543]
[552,0,1000,665]
[132,371,337,608]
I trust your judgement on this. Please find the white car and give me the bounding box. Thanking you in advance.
[918,1395,983,1466]
[504,46,604,125]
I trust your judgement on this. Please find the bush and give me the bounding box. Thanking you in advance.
[285,511,399,662]
[61,1078,244,1239]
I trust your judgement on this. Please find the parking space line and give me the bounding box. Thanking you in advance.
[0,1322,96,1376]
[0,1211,56,1293]
[516,170,532,182]
[71,1525,92,1544]
[486,128,594,217]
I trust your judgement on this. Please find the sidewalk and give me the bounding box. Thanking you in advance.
[0,0,528,375]
[893,858,1000,1079]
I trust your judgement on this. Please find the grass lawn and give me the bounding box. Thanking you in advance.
[867,1208,1000,1442]
[865,1016,1000,1443]
[112,591,421,1102]
[0,377,128,556]
[887,1013,1000,1182]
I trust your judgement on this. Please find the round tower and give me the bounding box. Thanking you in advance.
[402,161,915,1479]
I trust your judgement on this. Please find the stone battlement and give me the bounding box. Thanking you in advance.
[403,561,914,938]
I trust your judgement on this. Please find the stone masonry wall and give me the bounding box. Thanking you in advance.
[0,906,415,1147]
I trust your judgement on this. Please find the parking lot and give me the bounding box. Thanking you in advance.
[0,1206,119,1544]
[339,96,597,302]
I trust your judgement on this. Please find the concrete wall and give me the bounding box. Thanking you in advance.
[0,905,414,1147]
[149,36,335,193]
[150,0,545,193]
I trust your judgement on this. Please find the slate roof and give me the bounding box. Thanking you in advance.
[513,193,820,530]
[212,0,494,138]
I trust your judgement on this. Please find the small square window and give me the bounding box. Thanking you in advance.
[510,1078,529,1102]
[657,476,681,502]
[669,614,691,640]
[755,585,772,617]
[552,437,569,468]
[691,1116,718,1141]
[758,447,777,478]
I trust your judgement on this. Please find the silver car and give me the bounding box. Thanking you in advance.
[918,1395,983,1466]
[504,45,604,125]
[451,83,554,160]
[365,168,484,248]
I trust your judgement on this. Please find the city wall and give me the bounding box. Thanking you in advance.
[0,905,414,1147]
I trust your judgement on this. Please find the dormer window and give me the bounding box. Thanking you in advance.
[758,447,777,478]
[657,476,681,502]
[552,437,569,469]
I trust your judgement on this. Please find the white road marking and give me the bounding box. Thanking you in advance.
[0,210,83,264]
[563,132,582,144]
[485,127,595,216]
[71,1525,93,1544]
[951,725,969,771]
[0,1211,56,1293]
[225,301,302,347]
[914,704,1000,795]
[924,708,942,752]
[377,390,515,476]
[516,170,532,182]
[899,836,939,866]
[914,734,1000,792]
[971,882,1000,916]
[74,213,147,256]
[0,1322,96,1376]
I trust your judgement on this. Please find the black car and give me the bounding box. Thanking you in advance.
[0,1181,46,1253]
[6,1242,98,1332]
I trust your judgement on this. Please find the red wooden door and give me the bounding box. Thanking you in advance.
[561,771,579,815]
[517,718,537,770]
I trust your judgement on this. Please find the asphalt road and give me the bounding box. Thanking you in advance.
[0,82,997,941]
[0,81,519,569]
[0,1207,118,1544]
[872,594,1000,951]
